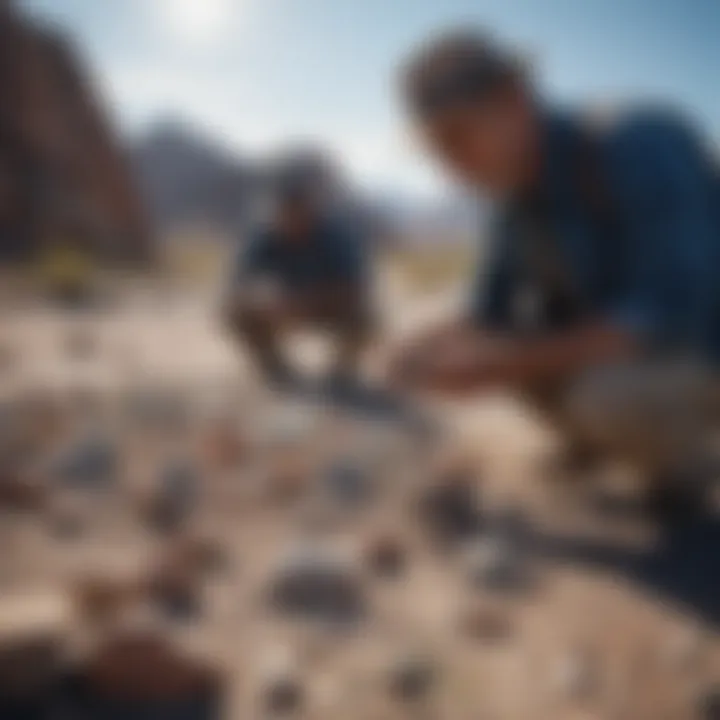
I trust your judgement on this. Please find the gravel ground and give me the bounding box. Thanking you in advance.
[0,284,718,720]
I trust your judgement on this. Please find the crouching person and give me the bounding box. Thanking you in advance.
[390,30,720,517]
[223,150,373,393]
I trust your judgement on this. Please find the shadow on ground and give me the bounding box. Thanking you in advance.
[535,509,720,627]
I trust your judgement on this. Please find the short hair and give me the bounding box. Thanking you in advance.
[401,30,524,120]
[268,147,339,204]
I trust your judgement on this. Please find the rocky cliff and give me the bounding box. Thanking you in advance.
[0,2,150,264]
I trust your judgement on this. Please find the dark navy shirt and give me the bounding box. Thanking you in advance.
[472,108,720,362]
[233,216,367,291]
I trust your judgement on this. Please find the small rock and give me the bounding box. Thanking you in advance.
[178,534,230,576]
[145,553,202,621]
[322,460,373,509]
[267,544,366,625]
[144,459,199,533]
[265,464,309,507]
[388,655,436,704]
[203,420,246,471]
[458,603,513,644]
[417,470,483,548]
[52,431,118,490]
[0,472,47,512]
[263,676,304,716]
[365,535,407,579]
[462,536,527,594]
[72,576,139,625]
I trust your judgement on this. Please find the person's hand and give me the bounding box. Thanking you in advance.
[388,330,518,395]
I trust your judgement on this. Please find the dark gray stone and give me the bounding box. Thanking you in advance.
[417,472,483,548]
[267,546,366,625]
[464,537,527,594]
[147,460,200,534]
[53,432,118,489]
[365,536,407,579]
[388,656,436,704]
[322,460,373,509]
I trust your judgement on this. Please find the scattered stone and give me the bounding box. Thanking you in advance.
[145,550,203,621]
[462,536,528,594]
[417,469,483,548]
[72,575,139,625]
[263,675,304,716]
[322,459,373,509]
[178,533,230,576]
[365,535,407,579]
[52,431,118,490]
[202,420,246,471]
[265,464,309,507]
[144,459,199,534]
[457,602,513,644]
[0,471,47,512]
[267,544,366,625]
[387,655,436,704]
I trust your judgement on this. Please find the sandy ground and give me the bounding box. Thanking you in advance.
[0,280,718,719]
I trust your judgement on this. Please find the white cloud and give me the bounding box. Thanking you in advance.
[149,0,241,47]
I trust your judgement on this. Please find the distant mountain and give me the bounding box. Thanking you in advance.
[130,119,256,237]
[369,190,480,248]
[130,117,479,247]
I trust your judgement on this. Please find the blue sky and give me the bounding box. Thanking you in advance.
[21,0,720,194]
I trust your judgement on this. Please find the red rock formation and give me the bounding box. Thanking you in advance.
[0,1,150,263]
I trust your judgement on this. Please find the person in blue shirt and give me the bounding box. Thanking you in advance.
[391,30,720,514]
[223,150,372,391]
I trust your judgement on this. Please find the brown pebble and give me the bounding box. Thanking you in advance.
[458,603,513,644]
[365,535,407,579]
[72,576,140,625]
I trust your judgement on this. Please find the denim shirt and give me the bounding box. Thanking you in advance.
[472,108,720,361]
[232,215,367,291]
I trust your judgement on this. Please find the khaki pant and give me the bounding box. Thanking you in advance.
[224,301,373,379]
[525,359,720,477]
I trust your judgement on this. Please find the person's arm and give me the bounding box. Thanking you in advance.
[391,112,719,397]
[391,321,633,396]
